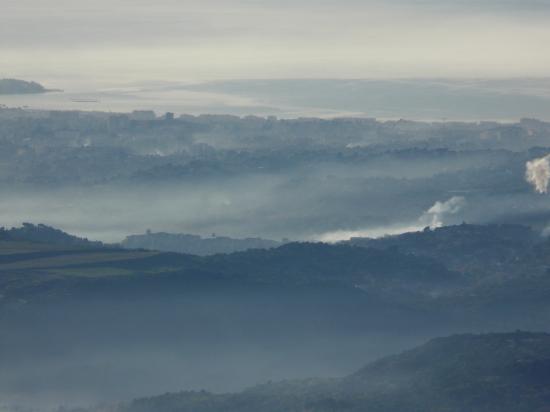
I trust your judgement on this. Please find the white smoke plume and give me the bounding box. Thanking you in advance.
[526,155,550,194]
[316,196,466,242]
[419,196,467,229]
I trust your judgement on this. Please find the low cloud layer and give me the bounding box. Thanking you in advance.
[3,0,550,84]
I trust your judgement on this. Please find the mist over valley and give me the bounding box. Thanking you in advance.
[4,0,550,409]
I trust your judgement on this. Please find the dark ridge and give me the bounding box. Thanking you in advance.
[0,223,104,248]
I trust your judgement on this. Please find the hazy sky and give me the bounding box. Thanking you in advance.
[2,0,550,86]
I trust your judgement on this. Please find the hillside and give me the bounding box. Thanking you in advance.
[107,332,550,412]
[3,223,550,324]
[0,223,104,248]
[4,224,550,406]
[1,229,447,406]
[0,224,464,305]
[0,224,159,303]
[347,223,548,281]
[4,223,550,316]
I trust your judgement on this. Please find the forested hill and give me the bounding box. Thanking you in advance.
[96,332,550,412]
[3,222,550,303]
[4,225,550,406]
[348,223,538,257]
[0,231,460,305]
[347,223,549,281]
[0,223,104,248]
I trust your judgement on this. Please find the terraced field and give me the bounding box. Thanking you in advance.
[0,241,166,300]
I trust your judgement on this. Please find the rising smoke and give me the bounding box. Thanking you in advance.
[316,196,467,242]
[419,196,467,228]
[526,155,550,194]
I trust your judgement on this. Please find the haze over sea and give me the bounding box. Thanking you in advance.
[3,78,550,122]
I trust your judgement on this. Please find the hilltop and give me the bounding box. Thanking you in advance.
[0,79,51,95]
